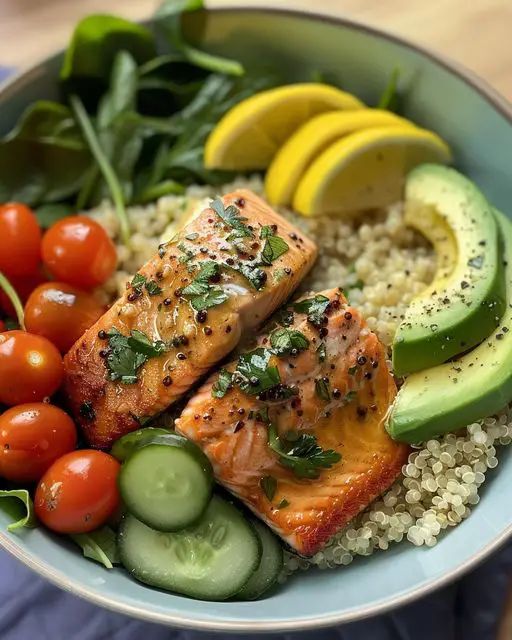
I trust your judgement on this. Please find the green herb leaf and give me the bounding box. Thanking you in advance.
[189,286,228,311]
[145,280,163,296]
[35,203,74,228]
[261,235,289,265]
[348,365,357,375]
[272,307,294,327]
[345,390,357,403]
[259,225,276,239]
[293,294,330,327]
[79,401,96,422]
[237,263,267,290]
[131,273,146,292]
[0,489,36,532]
[235,348,280,396]
[70,526,119,569]
[377,67,400,112]
[268,425,340,479]
[185,232,199,241]
[181,261,227,310]
[177,242,195,263]
[210,197,253,239]
[212,369,233,398]
[260,475,277,501]
[105,328,165,384]
[315,378,331,401]
[270,328,310,356]
[277,498,290,509]
[316,342,327,363]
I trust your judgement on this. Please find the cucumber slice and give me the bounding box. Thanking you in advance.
[118,434,213,531]
[236,518,283,600]
[110,427,170,462]
[119,496,261,601]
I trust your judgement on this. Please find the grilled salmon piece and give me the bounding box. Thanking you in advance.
[176,288,409,556]
[64,190,317,448]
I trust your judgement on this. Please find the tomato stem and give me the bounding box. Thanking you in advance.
[0,271,25,330]
[69,94,131,247]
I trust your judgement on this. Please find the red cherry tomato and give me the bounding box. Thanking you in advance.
[0,331,63,405]
[42,216,117,290]
[0,203,42,278]
[0,269,46,318]
[0,403,77,483]
[24,282,105,353]
[35,450,120,534]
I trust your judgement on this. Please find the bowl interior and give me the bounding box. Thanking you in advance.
[1,7,512,632]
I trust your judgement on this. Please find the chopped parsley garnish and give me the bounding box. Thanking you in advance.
[316,342,327,363]
[345,390,357,403]
[177,242,195,264]
[105,328,166,384]
[185,232,199,241]
[234,348,280,396]
[210,197,253,243]
[212,369,233,398]
[261,235,289,265]
[181,261,228,311]
[273,268,288,283]
[272,307,294,327]
[315,377,331,401]
[130,273,162,297]
[270,328,310,356]
[348,365,357,375]
[268,424,341,479]
[293,294,330,327]
[237,262,267,290]
[260,475,277,501]
[79,401,95,421]
[277,498,289,509]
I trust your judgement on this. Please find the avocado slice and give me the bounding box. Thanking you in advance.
[392,165,506,376]
[388,208,512,443]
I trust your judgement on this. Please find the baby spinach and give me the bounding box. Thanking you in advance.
[71,526,119,569]
[0,489,37,532]
[61,14,156,83]
[155,0,244,76]
[0,101,91,206]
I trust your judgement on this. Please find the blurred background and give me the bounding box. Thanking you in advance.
[0,0,511,638]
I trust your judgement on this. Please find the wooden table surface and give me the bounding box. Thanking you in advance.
[1,0,512,636]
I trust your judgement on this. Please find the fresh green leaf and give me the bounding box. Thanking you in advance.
[177,242,195,263]
[293,294,330,327]
[35,203,74,228]
[212,369,233,398]
[315,377,331,401]
[70,526,119,569]
[260,475,277,501]
[131,273,146,293]
[348,365,357,375]
[135,179,185,204]
[270,328,310,356]
[61,14,156,82]
[181,261,227,310]
[235,348,280,396]
[271,307,294,328]
[145,280,163,296]
[377,68,400,112]
[105,328,165,384]
[316,342,327,363]
[188,286,228,311]
[0,102,91,206]
[154,0,244,76]
[345,390,357,403]
[267,424,340,479]
[97,51,138,128]
[0,489,36,532]
[259,225,276,239]
[277,498,290,509]
[237,263,267,291]
[261,235,289,265]
[210,197,253,239]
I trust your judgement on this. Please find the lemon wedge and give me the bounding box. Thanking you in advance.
[265,109,414,206]
[293,126,452,216]
[204,83,364,171]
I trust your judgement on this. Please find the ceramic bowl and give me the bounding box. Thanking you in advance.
[1,5,512,632]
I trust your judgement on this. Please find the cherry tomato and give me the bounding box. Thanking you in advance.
[24,282,105,353]
[42,216,117,290]
[0,403,77,483]
[0,269,46,317]
[35,450,120,534]
[0,203,42,278]
[0,331,63,405]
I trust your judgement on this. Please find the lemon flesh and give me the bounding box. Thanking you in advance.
[293,126,452,217]
[265,109,414,207]
[204,83,364,171]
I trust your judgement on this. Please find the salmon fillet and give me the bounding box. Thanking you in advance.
[64,190,317,448]
[176,288,409,556]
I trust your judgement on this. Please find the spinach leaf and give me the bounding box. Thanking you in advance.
[0,489,37,532]
[61,14,156,83]
[0,102,91,206]
[377,68,400,112]
[155,0,244,76]
[70,526,119,569]
[35,203,74,228]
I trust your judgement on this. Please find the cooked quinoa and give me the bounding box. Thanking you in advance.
[88,176,512,575]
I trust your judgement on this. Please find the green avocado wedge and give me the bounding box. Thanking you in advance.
[392,165,506,376]
[388,208,512,444]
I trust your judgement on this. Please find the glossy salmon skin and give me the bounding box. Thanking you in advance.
[64,190,317,448]
[176,289,409,556]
